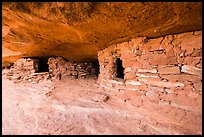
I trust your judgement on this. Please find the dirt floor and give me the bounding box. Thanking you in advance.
[2,75,201,135]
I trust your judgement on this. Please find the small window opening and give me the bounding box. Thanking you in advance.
[116,58,124,79]
[37,58,49,72]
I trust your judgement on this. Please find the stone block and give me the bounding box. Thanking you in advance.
[129,37,147,48]
[194,31,202,36]
[123,60,142,68]
[195,59,202,69]
[158,66,180,74]
[183,56,201,66]
[92,93,109,102]
[125,80,141,86]
[176,35,202,55]
[137,68,157,73]
[149,55,178,65]
[181,65,202,76]
[143,37,164,52]
[138,77,185,88]
[124,67,133,73]
[110,79,124,85]
[124,74,137,81]
[190,48,202,57]
[136,73,159,78]
[161,35,174,45]
[173,45,182,56]
[117,42,129,50]
[147,85,165,93]
[159,74,202,83]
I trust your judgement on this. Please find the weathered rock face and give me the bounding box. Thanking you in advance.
[2,2,202,67]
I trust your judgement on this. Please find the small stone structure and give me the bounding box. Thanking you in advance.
[48,57,98,80]
[97,31,202,129]
[12,58,39,73]
[3,56,99,83]
[3,58,50,83]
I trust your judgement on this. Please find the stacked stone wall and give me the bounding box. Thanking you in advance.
[97,31,202,132]
[3,57,98,82]
[2,58,50,83]
[48,57,98,79]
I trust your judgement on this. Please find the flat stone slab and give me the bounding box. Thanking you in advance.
[31,72,49,76]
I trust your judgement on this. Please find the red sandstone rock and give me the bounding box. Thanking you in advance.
[181,65,202,76]
[173,45,182,56]
[149,55,178,66]
[129,37,147,49]
[125,80,141,86]
[159,74,201,83]
[123,90,143,107]
[124,73,137,80]
[138,77,184,88]
[159,93,177,102]
[136,73,159,78]
[123,59,142,68]
[145,90,159,102]
[193,31,202,36]
[193,83,202,91]
[175,35,202,55]
[92,93,109,102]
[143,37,164,52]
[129,96,143,107]
[161,35,174,45]
[184,56,201,67]
[188,91,200,99]
[123,67,133,73]
[157,66,180,75]
[137,68,157,73]
[179,94,197,106]
[190,48,202,57]
[195,60,202,68]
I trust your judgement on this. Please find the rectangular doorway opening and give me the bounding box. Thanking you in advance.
[37,58,49,72]
[116,58,124,79]
[92,60,100,77]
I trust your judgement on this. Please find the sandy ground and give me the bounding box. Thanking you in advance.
[2,75,201,135]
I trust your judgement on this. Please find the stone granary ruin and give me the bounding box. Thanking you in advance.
[2,2,202,135]
[4,57,99,83]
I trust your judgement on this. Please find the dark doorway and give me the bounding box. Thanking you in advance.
[116,58,124,79]
[92,60,100,77]
[38,58,49,72]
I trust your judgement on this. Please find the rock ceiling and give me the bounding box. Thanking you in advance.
[2,2,202,67]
